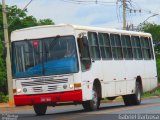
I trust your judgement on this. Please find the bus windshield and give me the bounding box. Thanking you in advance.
[12,36,78,78]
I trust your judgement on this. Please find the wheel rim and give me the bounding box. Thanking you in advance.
[136,85,141,101]
[92,88,98,107]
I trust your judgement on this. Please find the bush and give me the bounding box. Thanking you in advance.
[143,87,160,98]
[0,92,8,103]
[0,40,6,88]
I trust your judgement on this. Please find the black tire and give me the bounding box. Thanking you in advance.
[123,95,132,106]
[33,104,47,116]
[123,81,142,106]
[82,86,100,111]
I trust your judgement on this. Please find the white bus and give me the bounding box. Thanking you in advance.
[11,24,158,115]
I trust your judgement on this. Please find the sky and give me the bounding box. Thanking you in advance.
[2,0,160,29]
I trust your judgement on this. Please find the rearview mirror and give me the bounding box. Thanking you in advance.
[82,36,88,46]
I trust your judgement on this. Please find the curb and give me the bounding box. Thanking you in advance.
[0,103,9,108]
[1,96,159,108]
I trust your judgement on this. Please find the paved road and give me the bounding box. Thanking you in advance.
[0,98,160,120]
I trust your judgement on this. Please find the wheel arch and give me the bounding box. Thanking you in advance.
[136,76,143,93]
[93,78,102,99]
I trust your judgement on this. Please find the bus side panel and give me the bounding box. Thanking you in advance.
[124,60,157,93]
[102,61,126,97]
[79,61,103,101]
[124,60,145,94]
[81,70,93,101]
[144,60,158,91]
[104,82,115,97]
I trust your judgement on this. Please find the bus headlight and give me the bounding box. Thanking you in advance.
[63,84,67,89]
[17,89,22,93]
[23,88,27,93]
[69,84,74,89]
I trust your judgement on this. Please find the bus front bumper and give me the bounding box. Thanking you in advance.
[14,90,82,106]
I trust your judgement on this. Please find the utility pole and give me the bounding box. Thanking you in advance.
[123,0,126,30]
[2,0,14,106]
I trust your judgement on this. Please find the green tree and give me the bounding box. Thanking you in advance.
[38,19,54,25]
[0,40,6,87]
[140,23,160,54]
[140,23,160,42]
[140,23,160,82]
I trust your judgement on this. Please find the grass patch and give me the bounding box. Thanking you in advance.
[142,87,160,98]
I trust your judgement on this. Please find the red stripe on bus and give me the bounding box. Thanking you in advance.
[14,90,82,106]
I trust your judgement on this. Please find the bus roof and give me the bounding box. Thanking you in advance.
[11,24,151,41]
[72,24,151,37]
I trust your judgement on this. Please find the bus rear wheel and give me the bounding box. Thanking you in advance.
[123,81,142,106]
[33,104,47,116]
[82,86,100,111]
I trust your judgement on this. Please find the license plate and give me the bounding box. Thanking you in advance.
[41,97,51,102]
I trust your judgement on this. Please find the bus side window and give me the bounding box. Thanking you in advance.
[88,32,100,60]
[98,33,112,59]
[110,34,123,60]
[77,37,91,71]
[121,35,133,60]
[141,37,151,60]
[77,36,89,58]
[131,36,143,60]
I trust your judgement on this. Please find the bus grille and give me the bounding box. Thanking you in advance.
[48,86,57,91]
[21,77,68,87]
[33,86,43,92]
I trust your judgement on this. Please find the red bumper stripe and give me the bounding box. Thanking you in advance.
[14,90,82,106]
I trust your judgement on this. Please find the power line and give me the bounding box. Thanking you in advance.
[61,0,115,3]
[126,0,159,16]
[8,0,34,27]
[60,0,116,5]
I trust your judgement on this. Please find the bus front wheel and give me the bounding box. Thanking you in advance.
[82,86,100,111]
[123,81,142,106]
[33,104,47,116]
